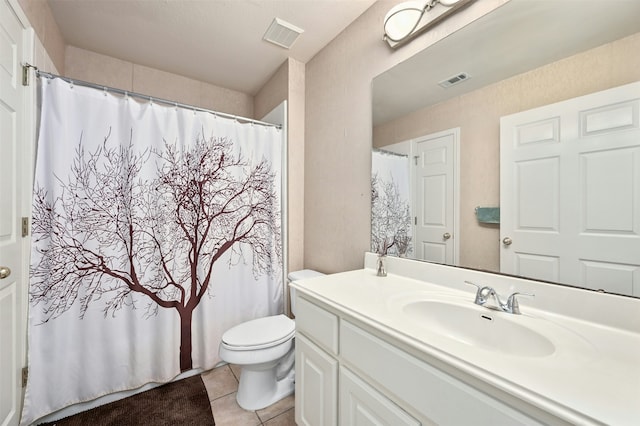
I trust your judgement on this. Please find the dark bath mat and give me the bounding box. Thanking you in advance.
[39,375,215,426]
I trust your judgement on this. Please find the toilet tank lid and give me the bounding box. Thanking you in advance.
[288,269,325,282]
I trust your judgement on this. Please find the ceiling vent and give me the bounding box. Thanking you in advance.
[438,72,471,88]
[263,18,304,49]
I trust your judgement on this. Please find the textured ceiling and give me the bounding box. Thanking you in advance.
[48,0,377,95]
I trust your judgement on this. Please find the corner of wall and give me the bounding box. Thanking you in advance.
[286,58,306,273]
[18,0,65,73]
[253,60,289,119]
[253,58,307,274]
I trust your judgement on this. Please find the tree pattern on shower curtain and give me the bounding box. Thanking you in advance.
[30,130,281,371]
[371,172,412,257]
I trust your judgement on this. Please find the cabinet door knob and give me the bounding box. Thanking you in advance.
[502,237,513,246]
[443,232,451,240]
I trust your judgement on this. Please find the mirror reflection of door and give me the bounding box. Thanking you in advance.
[413,129,459,265]
[500,82,640,296]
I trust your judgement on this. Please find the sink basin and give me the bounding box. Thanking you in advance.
[402,299,556,357]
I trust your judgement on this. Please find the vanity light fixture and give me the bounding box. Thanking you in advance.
[383,0,473,47]
[383,0,431,43]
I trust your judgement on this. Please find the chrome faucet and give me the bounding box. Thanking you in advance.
[376,255,387,277]
[465,281,533,315]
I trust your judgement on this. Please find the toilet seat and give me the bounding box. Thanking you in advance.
[221,314,295,351]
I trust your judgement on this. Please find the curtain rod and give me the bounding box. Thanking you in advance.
[373,148,409,158]
[32,67,282,130]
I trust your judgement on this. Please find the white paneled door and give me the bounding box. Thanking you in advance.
[413,129,458,265]
[0,1,30,425]
[501,82,640,296]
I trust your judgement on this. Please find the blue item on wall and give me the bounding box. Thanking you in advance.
[475,207,500,224]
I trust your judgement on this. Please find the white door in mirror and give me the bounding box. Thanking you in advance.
[413,128,458,265]
[500,81,640,296]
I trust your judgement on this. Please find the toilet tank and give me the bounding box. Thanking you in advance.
[287,269,324,316]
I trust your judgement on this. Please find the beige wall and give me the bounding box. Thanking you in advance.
[64,46,254,118]
[304,0,508,273]
[285,59,306,274]
[255,59,307,275]
[254,61,289,119]
[372,32,640,272]
[33,28,59,75]
[18,0,65,73]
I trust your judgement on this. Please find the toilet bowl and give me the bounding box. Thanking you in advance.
[218,269,324,410]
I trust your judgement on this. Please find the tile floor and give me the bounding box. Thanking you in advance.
[201,364,296,426]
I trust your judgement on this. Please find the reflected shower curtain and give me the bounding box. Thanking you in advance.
[21,77,283,425]
[371,149,412,257]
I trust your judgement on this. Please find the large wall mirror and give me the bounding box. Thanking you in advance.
[371,0,640,297]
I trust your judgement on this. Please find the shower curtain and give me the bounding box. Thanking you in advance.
[21,77,283,425]
[371,149,412,257]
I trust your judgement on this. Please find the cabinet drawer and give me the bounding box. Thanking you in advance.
[340,366,420,426]
[296,296,339,355]
[340,320,544,426]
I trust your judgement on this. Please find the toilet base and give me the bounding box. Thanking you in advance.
[236,364,295,411]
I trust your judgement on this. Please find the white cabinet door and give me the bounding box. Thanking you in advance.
[340,366,420,426]
[500,82,640,295]
[295,333,338,426]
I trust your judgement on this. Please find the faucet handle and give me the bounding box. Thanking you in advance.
[464,280,482,292]
[464,281,484,304]
[506,292,534,315]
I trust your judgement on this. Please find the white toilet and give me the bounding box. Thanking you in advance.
[218,269,324,410]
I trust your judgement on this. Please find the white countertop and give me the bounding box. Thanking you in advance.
[291,259,640,425]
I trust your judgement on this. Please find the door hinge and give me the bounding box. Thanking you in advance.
[22,367,28,387]
[414,156,419,166]
[22,64,30,86]
[21,217,29,237]
[414,216,418,225]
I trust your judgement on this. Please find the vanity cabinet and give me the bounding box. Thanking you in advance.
[295,293,547,426]
[295,334,338,426]
[339,366,420,426]
[294,294,422,426]
[295,297,339,425]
